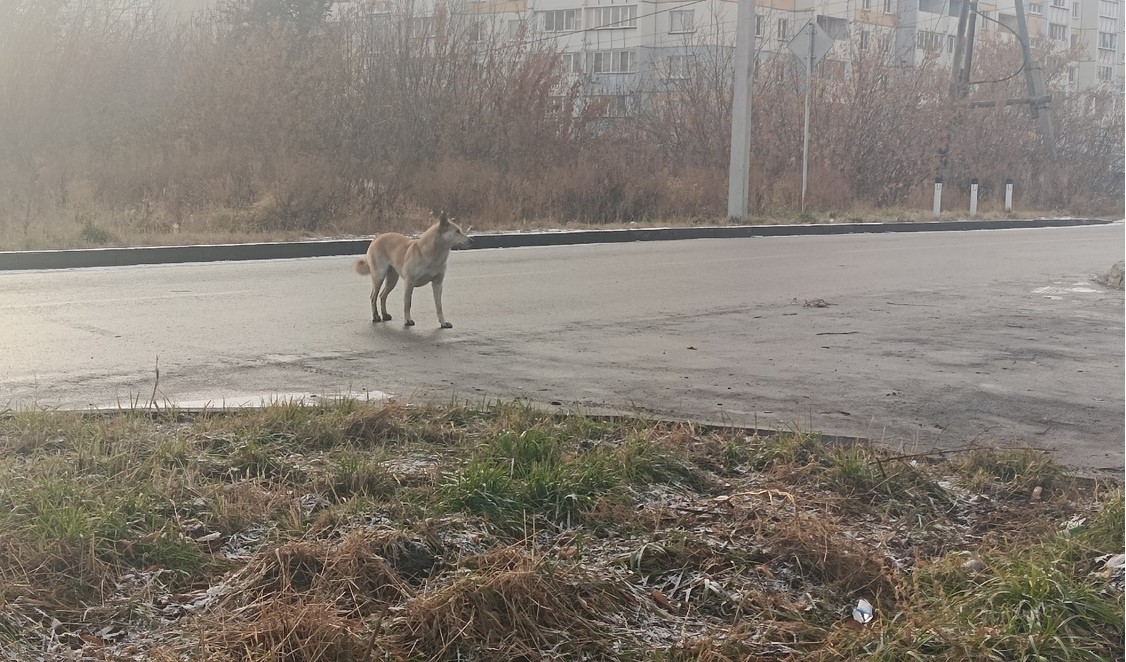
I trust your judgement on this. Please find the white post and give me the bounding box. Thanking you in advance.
[969,178,979,216]
[800,19,813,212]
[933,176,943,219]
[1004,178,1013,212]
[726,0,757,221]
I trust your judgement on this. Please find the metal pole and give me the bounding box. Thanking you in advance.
[969,178,978,216]
[801,19,813,212]
[933,176,943,218]
[726,0,757,221]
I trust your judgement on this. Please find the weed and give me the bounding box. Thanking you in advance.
[0,402,1118,661]
[959,448,1070,497]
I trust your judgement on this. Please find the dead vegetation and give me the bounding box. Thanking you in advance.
[0,0,1121,250]
[0,400,1121,661]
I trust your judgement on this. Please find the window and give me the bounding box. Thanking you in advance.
[411,16,434,38]
[859,28,870,50]
[1049,22,1068,40]
[914,30,941,49]
[600,94,632,116]
[1051,0,1065,7]
[669,9,695,33]
[1072,1,1080,17]
[560,52,582,74]
[1029,3,1043,13]
[1099,0,1119,17]
[1097,64,1114,79]
[883,0,893,13]
[863,0,872,9]
[756,14,764,36]
[1071,32,1078,47]
[590,49,635,73]
[917,30,944,49]
[543,9,579,32]
[663,54,696,78]
[778,18,789,41]
[947,34,956,52]
[507,19,523,38]
[1099,31,1118,49]
[1068,65,1078,84]
[588,5,637,29]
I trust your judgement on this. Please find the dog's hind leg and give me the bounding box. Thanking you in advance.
[378,270,398,322]
[432,277,452,329]
[369,269,387,323]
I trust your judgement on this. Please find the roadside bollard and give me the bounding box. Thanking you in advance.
[933,176,943,219]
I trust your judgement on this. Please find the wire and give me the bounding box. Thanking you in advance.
[967,7,1028,84]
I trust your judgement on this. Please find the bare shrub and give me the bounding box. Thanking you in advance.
[0,0,1120,248]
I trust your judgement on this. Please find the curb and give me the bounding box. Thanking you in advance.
[0,217,1112,271]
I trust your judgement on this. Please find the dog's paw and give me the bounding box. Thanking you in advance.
[404,319,415,327]
[440,322,453,329]
[382,314,393,321]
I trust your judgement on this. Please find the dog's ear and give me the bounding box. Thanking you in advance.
[465,225,473,234]
[438,211,449,227]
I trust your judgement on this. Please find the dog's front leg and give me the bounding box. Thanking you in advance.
[432,278,452,329]
[403,284,415,327]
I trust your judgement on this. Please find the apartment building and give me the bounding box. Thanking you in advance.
[334,0,1122,94]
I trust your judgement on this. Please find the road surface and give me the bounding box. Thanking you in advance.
[2,223,1123,475]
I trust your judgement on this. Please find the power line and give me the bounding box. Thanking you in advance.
[968,6,1028,83]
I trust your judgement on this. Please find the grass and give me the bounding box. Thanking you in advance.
[2,205,1103,252]
[0,400,1120,661]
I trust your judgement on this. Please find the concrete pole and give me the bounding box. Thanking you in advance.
[800,18,813,212]
[969,178,978,216]
[726,0,757,221]
[1004,178,1014,212]
[949,0,971,99]
[1013,0,1058,159]
[961,1,979,95]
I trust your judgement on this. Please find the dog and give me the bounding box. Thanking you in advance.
[354,212,471,328]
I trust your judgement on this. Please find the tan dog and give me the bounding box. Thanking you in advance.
[354,212,471,328]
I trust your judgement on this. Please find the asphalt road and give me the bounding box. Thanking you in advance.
[2,223,1123,475]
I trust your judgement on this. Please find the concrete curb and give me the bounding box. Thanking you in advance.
[0,217,1112,271]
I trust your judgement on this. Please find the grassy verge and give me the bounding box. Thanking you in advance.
[1,208,1096,252]
[0,401,1120,660]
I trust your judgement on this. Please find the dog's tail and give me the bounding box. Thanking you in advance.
[354,257,371,276]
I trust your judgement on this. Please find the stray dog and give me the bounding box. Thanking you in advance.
[354,212,471,328]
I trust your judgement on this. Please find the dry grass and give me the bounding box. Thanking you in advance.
[0,2,1120,252]
[0,401,1120,661]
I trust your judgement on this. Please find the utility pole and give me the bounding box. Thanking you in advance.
[1013,0,1058,159]
[800,15,814,212]
[960,1,979,95]
[726,0,756,221]
[949,0,971,99]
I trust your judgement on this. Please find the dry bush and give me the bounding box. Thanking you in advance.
[0,0,1120,249]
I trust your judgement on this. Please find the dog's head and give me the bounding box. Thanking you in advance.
[437,211,471,248]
